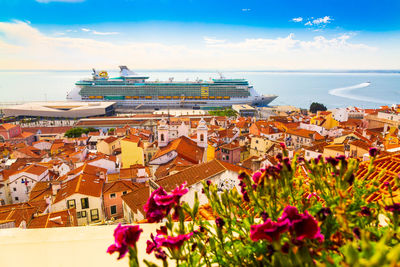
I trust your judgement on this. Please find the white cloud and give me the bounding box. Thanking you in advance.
[81,28,91,32]
[92,31,119,35]
[303,16,333,27]
[292,17,303,23]
[203,37,226,45]
[205,33,376,52]
[0,21,394,70]
[242,8,251,12]
[312,16,333,25]
[36,0,85,3]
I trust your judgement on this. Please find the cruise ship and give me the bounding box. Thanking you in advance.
[67,66,278,109]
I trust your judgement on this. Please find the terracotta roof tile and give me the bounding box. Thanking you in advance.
[121,185,149,215]
[28,209,77,228]
[103,180,140,194]
[156,159,249,192]
[151,136,204,164]
[0,123,18,131]
[54,174,104,203]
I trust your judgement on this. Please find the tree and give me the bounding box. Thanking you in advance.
[310,102,327,113]
[64,127,93,138]
[208,108,238,117]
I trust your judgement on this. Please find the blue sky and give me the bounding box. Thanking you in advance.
[0,0,399,70]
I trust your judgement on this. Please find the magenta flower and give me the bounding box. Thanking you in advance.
[306,192,321,201]
[146,234,168,261]
[154,182,189,207]
[238,172,247,180]
[316,207,332,221]
[243,191,250,202]
[283,157,292,172]
[279,142,286,149]
[250,218,290,242]
[360,206,372,216]
[215,217,225,228]
[369,147,378,157]
[260,211,269,222]
[291,211,324,242]
[157,232,193,250]
[107,224,143,260]
[279,206,324,242]
[144,183,188,223]
[252,171,262,184]
[144,187,171,223]
[325,157,339,167]
[385,203,400,213]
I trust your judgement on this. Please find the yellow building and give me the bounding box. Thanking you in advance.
[206,142,216,162]
[310,111,339,130]
[323,144,346,158]
[384,127,400,150]
[121,135,145,167]
[250,136,272,157]
[96,136,120,155]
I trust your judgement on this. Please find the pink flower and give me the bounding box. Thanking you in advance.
[385,203,400,213]
[250,218,290,242]
[306,192,321,201]
[154,182,189,207]
[369,147,378,157]
[279,142,286,149]
[144,187,171,223]
[107,224,143,260]
[144,183,188,223]
[279,206,324,242]
[215,217,225,228]
[157,232,194,250]
[252,171,262,184]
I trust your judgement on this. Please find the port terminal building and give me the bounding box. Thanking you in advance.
[2,102,116,119]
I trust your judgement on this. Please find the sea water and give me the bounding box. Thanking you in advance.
[0,70,399,109]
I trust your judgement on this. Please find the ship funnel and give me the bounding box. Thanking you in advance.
[119,65,136,77]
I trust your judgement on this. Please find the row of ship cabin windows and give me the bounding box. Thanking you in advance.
[86,96,237,100]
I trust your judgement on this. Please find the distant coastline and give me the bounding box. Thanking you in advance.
[0,69,399,74]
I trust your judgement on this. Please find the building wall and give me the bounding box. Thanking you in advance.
[206,144,215,162]
[218,148,241,165]
[33,141,52,151]
[349,145,368,158]
[323,148,345,158]
[121,140,144,167]
[88,159,117,174]
[304,149,322,161]
[250,136,271,157]
[181,170,240,208]
[96,140,112,155]
[322,113,340,129]
[8,170,49,203]
[51,193,104,226]
[122,201,144,223]
[104,190,131,220]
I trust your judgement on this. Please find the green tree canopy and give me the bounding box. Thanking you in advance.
[310,102,327,113]
[64,127,97,138]
[208,108,238,117]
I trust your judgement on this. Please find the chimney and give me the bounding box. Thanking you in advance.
[383,124,388,135]
[52,183,61,196]
[362,129,367,137]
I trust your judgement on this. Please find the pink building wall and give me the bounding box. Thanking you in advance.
[103,190,132,219]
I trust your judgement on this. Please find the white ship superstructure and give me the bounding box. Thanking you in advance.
[67,66,277,109]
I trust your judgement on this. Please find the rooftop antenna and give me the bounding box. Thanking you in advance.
[217,71,225,79]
